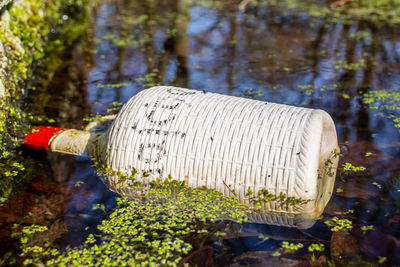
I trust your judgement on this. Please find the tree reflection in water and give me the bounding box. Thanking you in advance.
[5,0,400,265]
[86,1,400,264]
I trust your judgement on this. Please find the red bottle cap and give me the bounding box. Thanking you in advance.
[24,126,65,150]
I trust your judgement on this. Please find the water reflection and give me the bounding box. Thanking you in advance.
[82,0,400,264]
[18,0,400,264]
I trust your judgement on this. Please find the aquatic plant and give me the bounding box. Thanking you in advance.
[248,0,400,24]
[257,233,270,244]
[270,241,304,257]
[7,165,321,266]
[8,179,249,266]
[3,0,400,265]
[363,90,400,130]
[361,225,374,235]
[280,241,304,254]
[343,162,366,172]
[8,224,57,266]
[241,88,264,98]
[135,68,163,88]
[324,217,353,233]
[308,243,325,252]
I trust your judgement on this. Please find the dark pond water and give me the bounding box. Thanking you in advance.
[3,0,400,265]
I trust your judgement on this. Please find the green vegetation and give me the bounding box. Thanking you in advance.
[241,89,264,99]
[135,68,164,88]
[271,241,304,257]
[378,256,387,263]
[7,180,248,266]
[257,233,270,244]
[8,224,57,266]
[0,104,38,202]
[297,84,338,96]
[343,162,366,172]
[308,243,325,252]
[247,188,311,210]
[361,225,374,234]
[5,163,321,265]
[0,0,50,204]
[324,217,353,233]
[334,58,366,71]
[252,0,400,24]
[372,181,382,189]
[363,90,400,129]
[97,83,131,89]
[0,0,98,204]
[280,241,304,254]
[2,0,400,265]
[94,160,312,213]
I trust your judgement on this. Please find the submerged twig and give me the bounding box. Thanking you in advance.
[222,180,238,197]
[295,227,328,243]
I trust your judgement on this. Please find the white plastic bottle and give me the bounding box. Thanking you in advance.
[25,86,340,217]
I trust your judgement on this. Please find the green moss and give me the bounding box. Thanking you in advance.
[0,99,41,203]
[0,0,50,204]
[0,0,98,204]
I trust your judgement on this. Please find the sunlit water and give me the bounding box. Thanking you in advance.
[8,0,400,265]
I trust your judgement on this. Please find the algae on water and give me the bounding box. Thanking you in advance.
[8,181,248,266]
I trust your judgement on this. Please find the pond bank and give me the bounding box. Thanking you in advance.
[0,0,98,204]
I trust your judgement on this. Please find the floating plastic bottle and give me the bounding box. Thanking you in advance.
[25,86,340,217]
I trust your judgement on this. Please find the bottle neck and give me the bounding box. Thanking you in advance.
[25,126,106,159]
[49,129,102,157]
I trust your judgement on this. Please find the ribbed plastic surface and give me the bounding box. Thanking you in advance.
[246,211,316,229]
[108,185,316,229]
[110,186,315,229]
[99,86,339,215]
